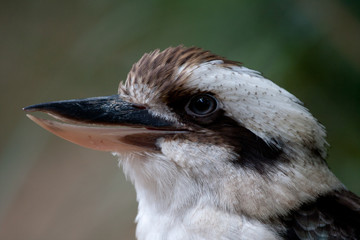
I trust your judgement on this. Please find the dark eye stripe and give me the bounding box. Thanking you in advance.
[166,90,285,174]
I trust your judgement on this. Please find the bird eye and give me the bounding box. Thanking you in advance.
[186,94,218,117]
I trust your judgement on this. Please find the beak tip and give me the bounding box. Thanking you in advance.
[23,105,37,112]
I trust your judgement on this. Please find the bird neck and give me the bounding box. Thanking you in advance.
[117,149,343,239]
[120,152,202,213]
[121,153,278,240]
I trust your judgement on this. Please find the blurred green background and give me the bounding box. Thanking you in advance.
[1,0,359,239]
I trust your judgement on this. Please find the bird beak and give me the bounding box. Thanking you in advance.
[23,95,183,152]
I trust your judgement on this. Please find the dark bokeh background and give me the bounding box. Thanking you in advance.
[1,0,359,239]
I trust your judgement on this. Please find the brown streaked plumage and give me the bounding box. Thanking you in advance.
[124,46,240,88]
[120,46,240,105]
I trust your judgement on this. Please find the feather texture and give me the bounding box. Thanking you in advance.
[280,189,360,239]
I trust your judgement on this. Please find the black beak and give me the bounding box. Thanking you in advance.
[24,95,183,152]
[23,95,172,128]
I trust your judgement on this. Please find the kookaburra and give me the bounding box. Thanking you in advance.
[24,46,359,239]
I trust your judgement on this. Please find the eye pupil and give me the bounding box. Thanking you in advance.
[193,97,211,113]
[187,94,218,116]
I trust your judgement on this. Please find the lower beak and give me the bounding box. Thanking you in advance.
[23,95,183,152]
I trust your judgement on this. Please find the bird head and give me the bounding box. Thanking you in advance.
[24,46,341,221]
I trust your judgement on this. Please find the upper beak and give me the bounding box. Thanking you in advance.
[23,95,183,152]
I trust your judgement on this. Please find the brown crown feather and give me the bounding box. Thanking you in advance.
[120,46,241,97]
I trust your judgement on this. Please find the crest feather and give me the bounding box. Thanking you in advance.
[121,46,240,95]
